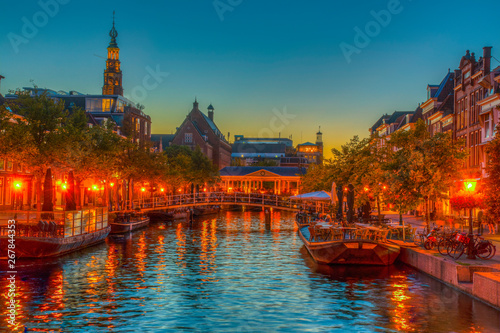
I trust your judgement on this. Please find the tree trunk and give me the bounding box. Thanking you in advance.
[377,194,382,223]
[42,168,53,212]
[36,177,42,212]
[65,171,76,211]
[75,179,82,209]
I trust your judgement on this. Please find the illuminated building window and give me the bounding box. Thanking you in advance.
[6,160,13,171]
[86,98,114,112]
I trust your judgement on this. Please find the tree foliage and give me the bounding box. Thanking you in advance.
[484,130,500,224]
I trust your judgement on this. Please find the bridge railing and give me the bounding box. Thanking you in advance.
[131,192,325,212]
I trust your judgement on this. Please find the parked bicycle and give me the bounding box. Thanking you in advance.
[447,233,496,260]
[423,226,443,250]
[437,229,460,256]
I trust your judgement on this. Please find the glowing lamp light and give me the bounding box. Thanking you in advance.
[344,187,348,192]
[61,184,67,191]
[88,188,91,191]
[110,183,114,187]
[141,187,146,192]
[203,188,207,192]
[100,187,104,191]
[160,188,165,192]
[178,188,182,192]
[13,181,22,190]
[464,179,477,192]
[382,185,387,191]
[92,185,98,191]
[364,187,369,192]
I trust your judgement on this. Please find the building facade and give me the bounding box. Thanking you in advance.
[420,71,455,136]
[219,166,306,195]
[453,47,493,177]
[297,128,324,164]
[171,100,232,169]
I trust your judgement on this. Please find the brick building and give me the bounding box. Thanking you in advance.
[171,100,232,169]
[453,47,493,177]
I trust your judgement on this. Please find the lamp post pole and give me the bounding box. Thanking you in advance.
[465,179,477,260]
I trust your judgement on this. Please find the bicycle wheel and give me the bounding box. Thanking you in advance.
[476,243,496,260]
[437,239,449,256]
[449,242,465,260]
[424,240,435,250]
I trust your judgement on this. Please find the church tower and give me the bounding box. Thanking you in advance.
[102,12,123,96]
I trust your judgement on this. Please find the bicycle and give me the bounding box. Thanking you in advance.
[423,226,442,250]
[437,229,459,256]
[447,233,496,260]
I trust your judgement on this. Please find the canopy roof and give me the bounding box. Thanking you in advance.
[291,191,331,201]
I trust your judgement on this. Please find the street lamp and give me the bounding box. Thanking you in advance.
[464,179,477,259]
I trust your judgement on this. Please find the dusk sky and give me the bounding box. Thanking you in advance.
[2,0,500,157]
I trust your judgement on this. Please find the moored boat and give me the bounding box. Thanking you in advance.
[298,225,400,266]
[110,214,150,234]
[0,208,110,258]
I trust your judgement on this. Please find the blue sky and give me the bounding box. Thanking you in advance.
[1,0,500,157]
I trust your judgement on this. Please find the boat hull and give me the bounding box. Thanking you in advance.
[110,218,150,234]
[298,227,400,266]
[0,226,110,258]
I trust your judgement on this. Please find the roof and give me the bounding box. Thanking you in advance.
[151,134,175,148]
[219,166,307,177]
[436,94,454,117]
[201,111,227,142]
[232,142,286,154]
[297,142,317,146]
[370,114,390,133]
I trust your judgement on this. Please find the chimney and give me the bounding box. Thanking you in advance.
[0,75,4,93]
[207,104,214,121]
[483,46,492,75]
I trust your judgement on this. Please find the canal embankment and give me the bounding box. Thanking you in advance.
[397,243,500,311]
[383,212,500,310]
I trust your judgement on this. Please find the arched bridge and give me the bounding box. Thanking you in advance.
[130,192,328,213]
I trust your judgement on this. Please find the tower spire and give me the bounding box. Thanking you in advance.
[108,10,118,48]
[103,11,123,96]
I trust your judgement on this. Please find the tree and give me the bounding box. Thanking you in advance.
[300,163,334,193]
[484,129,500,231]
[385,120,466,225]
[0,91,72,211]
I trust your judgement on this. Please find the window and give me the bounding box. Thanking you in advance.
[185,133,193,143]
[464,71,471,79]
[0,177,3,204]
[6,160,13,171]
[0,160,4,171]
[485,114,491,138]
[86,98,114,112]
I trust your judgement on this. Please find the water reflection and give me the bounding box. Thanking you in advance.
[1,211,499,332]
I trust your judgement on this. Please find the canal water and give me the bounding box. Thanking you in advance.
[2,210,500,332]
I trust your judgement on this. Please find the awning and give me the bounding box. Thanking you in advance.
[291,191,331,201]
